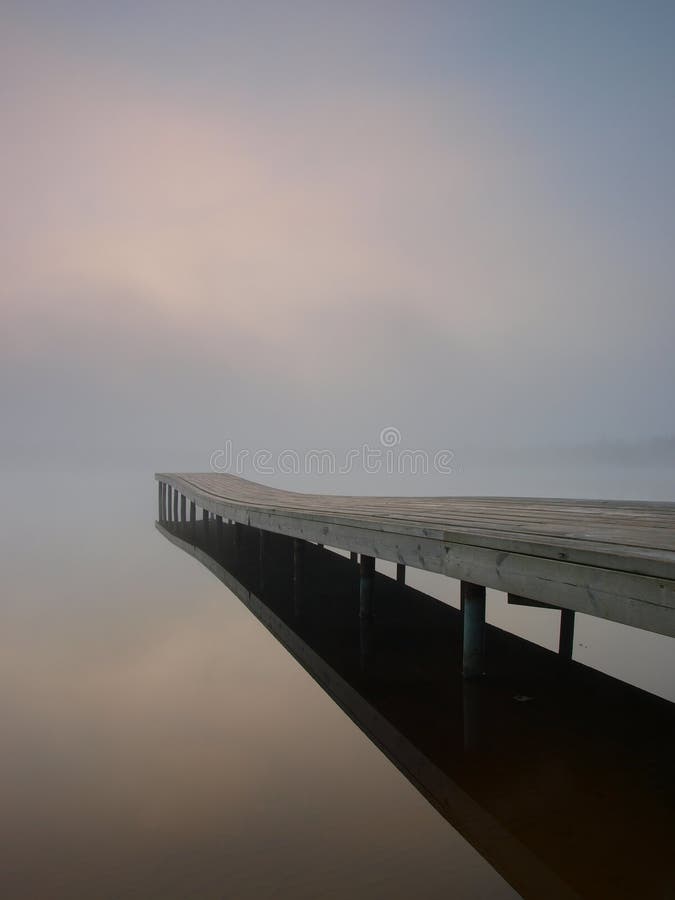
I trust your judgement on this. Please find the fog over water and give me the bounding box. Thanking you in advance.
[2,3,675,469]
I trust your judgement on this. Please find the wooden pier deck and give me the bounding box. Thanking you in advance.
[155,473,675,665]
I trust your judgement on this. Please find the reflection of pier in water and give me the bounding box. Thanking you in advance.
[156,517,675,900]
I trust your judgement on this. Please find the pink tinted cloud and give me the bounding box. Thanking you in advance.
[2,18,645,388]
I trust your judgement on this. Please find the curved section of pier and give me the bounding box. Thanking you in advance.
[155,473,675,640]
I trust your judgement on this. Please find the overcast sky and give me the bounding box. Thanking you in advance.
[2,2,674,472]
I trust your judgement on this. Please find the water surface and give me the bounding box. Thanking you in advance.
[1,466,674,898]
[0,469,517,899]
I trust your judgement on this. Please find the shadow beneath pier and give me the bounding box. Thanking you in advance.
[156,519,675,900]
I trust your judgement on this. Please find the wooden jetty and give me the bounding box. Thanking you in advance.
[156,473,675,676]
[155,518,675,900]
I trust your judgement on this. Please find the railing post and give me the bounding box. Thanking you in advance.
[461,581,486,679]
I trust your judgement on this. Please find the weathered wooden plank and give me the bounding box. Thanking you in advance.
[168,473,675,563]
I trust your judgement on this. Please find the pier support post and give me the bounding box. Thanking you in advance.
[173,489,179,521]
[559,609,575,659]
[461,581,486,679]
[360,555,375,620]
[202,508,209,522]
[167,486,173,521]
[396,564,406,585]
[180,494,186,522]
[293,539,304,616]
[190,500,196,523]
[158,482,163,520]
[350,551,358,562]
[259,529,266,592]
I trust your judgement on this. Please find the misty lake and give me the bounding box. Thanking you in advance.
[1,466,674,899]
[5,1,675,896]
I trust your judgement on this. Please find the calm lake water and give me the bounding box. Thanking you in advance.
[1,465,674,898]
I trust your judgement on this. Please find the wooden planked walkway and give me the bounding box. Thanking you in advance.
[156,473,675,639]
